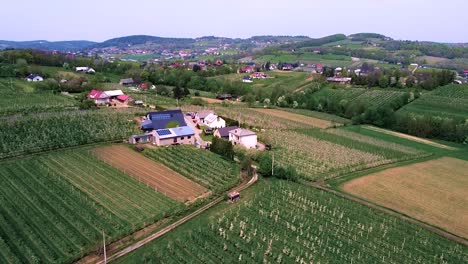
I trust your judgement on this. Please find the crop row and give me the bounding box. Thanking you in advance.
[0,149,181,263]
[0,109,140,160]
[117,180,468,263]
[144,146,240,192]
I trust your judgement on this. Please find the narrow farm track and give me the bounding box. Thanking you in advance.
[311,182,468,247]
[92,171,258,264]
[93,146,208,202]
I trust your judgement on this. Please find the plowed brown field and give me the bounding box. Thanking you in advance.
[343,157,468,238]
[93,145,208,202]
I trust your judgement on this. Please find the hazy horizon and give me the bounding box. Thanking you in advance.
[1,0,466,43]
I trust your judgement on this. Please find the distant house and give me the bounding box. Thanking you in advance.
[104,90,124,99]
[242,76,253,83]
[214,126,239,139]
[316,64,323,73]
[25,74,43,82]
[269,64,277,71]
[327,77,352,84]
[151,126,195,146]
[196,110,214,123]
[313,49,321,54]
[464,69,468,77]
[117,94,130,103]
[138,82,150,89]
[119,78,134,85]
[240,66,254,73]
[216,94,233,100]
[215,59,223,66]
[252,72,268,79]
[87,89,110,105]
[282,64,293,71]
[203,113,226,129]
[75,67,95,74]
[229,128,257,149]
[141,109,187,131]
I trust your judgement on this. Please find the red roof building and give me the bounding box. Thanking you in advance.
[117,94,130,102]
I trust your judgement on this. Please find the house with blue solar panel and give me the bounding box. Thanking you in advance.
[131,109,195,146]
[151,126,195,146]
[141,110,187,131]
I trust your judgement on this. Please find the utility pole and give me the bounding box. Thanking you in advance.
[272,152,274,176]
[102,231,107,264]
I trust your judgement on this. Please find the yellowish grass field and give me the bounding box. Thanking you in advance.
[252,108,337,128]
[343,157,468,238]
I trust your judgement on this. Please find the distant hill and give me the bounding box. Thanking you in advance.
[281,34,347,49]
[0,40,96,51]
[348,33,392,41]
[91,35,196,49]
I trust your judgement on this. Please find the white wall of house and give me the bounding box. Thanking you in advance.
[94,98,110,105]
[204,117,226,129]
[229,134,257,149]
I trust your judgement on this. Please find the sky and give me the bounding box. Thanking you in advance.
[1,0,466,43]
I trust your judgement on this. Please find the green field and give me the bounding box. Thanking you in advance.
[254,52,353,67]
[0,109,139,159]
[310,87,409,109]
[117,179,468,264]
[0,148,181,263]
[281,108,352,125]
[264,127,428,181]
[143,146,241,193]
[0,78,76,115]
[398,84,468,120]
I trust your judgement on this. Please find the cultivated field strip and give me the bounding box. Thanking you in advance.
[144,146,240,192]
[93,146,208,202]
[0,109,139,160]
[0,149,181,263]
[265,130,388,180]
[251,108,336,128]
[117,180,468,263]
[343,157,468,239]
[0,79,76,116]
[183,105,322,129]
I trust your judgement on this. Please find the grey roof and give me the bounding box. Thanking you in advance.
[229,128,256,137]
[216,126,239,138]
[197,110,214,119]
[120,78,134,84]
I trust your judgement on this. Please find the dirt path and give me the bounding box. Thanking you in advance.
[362,125,457,150]
[310,182,468,246]
[90,171,258,264]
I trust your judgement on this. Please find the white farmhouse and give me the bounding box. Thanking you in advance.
[229,128,257,149]
[75,67,96,74]
[25,74,44,82]
[203,113,226,129]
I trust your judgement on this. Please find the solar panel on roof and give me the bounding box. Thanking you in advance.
[152,114,171,120]
[157,129,172,136]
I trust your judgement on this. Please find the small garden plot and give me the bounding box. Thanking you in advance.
[93,145,208,202]
[143,146,240,193]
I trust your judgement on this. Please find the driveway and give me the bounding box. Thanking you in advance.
[184,116,206,147]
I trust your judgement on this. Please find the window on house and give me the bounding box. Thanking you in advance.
[173,138,177,143]
[188,136,191,139]
[181,136,185,140]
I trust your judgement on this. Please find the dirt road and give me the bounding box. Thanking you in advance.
[93,171,258,264]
